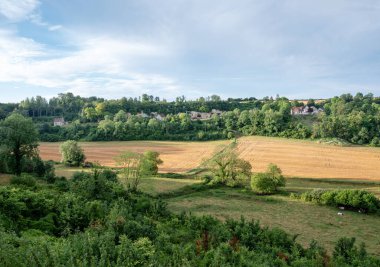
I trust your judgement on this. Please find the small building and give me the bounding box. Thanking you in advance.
[137,111,149,118]
[150,112,165,121]
[211,109,223,116]
[189,109,224,120]
[290,106,323,116]
[290,107,304,115]
[53,117,66,126]
[189,111,212,120]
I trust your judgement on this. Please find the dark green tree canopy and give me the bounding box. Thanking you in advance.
[0,113,39,175]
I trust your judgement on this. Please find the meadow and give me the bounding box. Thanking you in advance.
[40,136,380,180]
[136,176,380,255]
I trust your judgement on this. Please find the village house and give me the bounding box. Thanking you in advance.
[136,111,149,118]
[189,109,224,120]
[211,109,223,116]
[53,117,67,126]
[189,111,211,120]
[150,112,165,121]
[290,106,323,116]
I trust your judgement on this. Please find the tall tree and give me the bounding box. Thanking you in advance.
[205,143,252,186]
[0,113,39,175]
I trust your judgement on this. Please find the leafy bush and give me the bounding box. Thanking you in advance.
[251,163,285,194]
[139,151,163,176]
[60,140,86,167]
[297,189,380,213]
[10,174,36,188]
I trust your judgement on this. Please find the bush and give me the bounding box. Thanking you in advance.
[60,140,86,167]
[251,164,285,194]
[298,189,380,213]
[10,174,36,187]
[139,151,163,176]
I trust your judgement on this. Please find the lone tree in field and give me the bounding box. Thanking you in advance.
[139,151,163,176]
[60,140,86,167]
[205,144,252,187]
[251,163,285,194]
[116,150,163,191]
[116,151,143,191]
[0,113,39,175]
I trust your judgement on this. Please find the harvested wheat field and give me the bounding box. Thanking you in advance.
[39,140,227,173]
[40,136,380,180]
[236,136,380,180]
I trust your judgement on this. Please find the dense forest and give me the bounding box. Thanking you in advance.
[1,92,380,145]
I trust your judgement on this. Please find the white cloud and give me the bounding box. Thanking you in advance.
[0,29,45,60]
[29,13,63,31]
[0,0,39,21]
[48,25,62,31]
[0,30,198,99]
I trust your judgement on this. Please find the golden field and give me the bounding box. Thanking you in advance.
[39,136,380,180]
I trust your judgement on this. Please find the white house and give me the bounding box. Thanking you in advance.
[53,117,66,126]
[150,112,165,121]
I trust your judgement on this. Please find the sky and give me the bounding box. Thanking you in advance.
[0,0,380,103]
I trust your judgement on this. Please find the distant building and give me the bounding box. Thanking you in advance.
[53,117,66,126]
[137,111,149,118]
[211,109,223,116]
[290,106,323,116]
[189,109,224,120]
[150,112,165,121]
[189,111,211,120]
[290,106,304,115]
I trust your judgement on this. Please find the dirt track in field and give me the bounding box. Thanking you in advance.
[39,136,380,180]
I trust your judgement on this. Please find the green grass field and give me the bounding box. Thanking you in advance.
[138,176,380,256]
[138,177,202,196]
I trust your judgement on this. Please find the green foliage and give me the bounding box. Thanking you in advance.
[60,140,86,167]
[139,151,163,176]
[0,170,379,266]
[0,113,39,175]
[296,189,380,213]
[313,93,380,145]
[4,92,377,145]
[251,163,286,194]
[71,169,125,202]
[10,174,37,188]
[116,151,143,191]
[206,144,252,187]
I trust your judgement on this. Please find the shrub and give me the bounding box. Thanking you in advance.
[100,169,118,182]
[251,164,285,194]
[251,173,275,194]
[10,174,36,188]
[139,151,163,176]
[60,140,86,167]
[299,189,380,213]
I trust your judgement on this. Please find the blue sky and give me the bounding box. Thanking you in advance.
[0,0,380,102]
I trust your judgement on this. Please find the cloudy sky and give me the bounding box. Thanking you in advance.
[0,0,380,102]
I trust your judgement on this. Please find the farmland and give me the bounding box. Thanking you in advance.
[40,136,380,180]
[136,176,380,255]
[37,135,380,255]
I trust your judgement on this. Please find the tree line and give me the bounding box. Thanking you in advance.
[1,92,380,146]
[1,112,379,265]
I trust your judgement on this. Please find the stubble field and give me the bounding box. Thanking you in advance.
[40,136,380,180]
